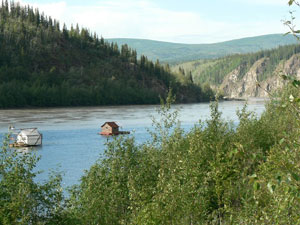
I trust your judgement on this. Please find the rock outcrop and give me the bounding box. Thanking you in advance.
[220,54,300,99]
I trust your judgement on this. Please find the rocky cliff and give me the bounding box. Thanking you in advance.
[220,54,300,99]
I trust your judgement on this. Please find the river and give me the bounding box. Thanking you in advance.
[0,100,266,188]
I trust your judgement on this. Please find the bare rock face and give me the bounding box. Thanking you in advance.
[220,54,300,99]
[284,54,300,79]
[219,67,241,98]
[256,75,284,98]
[220,58,267,98]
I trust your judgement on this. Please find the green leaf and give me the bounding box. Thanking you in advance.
[285,20,292,25]
[292,79,300,88]
[292,172,300,181]
[279,138,285,145]
[253,182,260,191]
[281,74,288,80]
[277,175,282,184]
[267,182,275,194]
[288,0,294,5]
[229,148,238,157]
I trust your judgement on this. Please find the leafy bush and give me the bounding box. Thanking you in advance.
[0,135,65,224]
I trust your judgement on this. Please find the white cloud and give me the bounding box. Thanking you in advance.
[19,0,67,22]
[18,0,287,43]
[235,0,288,6]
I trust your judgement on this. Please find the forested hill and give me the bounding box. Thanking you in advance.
[108,34,297,63]
[0,2,212,108]
[172,44,300,98]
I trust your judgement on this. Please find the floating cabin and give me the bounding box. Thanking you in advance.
[100,122,130,136]
[10,128,42,147]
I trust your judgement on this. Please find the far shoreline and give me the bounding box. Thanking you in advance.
[0,97,269,111]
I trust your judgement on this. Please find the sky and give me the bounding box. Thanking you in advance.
[18,0,297,44]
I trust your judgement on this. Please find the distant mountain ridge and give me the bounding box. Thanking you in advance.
[108,34,298,63]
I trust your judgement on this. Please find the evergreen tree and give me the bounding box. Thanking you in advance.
[0,0,212,108]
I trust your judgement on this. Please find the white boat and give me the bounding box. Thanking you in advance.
[9,127,42,147]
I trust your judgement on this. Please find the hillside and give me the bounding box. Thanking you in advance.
[0,2,212,108]
[172,44,300,98]
[108,34,297,63]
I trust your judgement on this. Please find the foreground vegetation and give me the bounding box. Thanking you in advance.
[1,83,300,224]
[0,1,211,108]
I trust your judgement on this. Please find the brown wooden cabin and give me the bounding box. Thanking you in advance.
[100,122,120,135]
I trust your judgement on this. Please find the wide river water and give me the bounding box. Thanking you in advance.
[0,100,266,188]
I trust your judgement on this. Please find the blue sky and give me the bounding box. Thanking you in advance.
[20,0,295,43]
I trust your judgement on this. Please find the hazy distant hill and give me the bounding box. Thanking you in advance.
[108,34,297,63]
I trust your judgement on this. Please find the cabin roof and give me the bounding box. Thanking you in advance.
[19,128,41,136]
[101,122,119,128]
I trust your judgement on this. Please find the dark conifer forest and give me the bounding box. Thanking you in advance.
[0,1,211,108]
